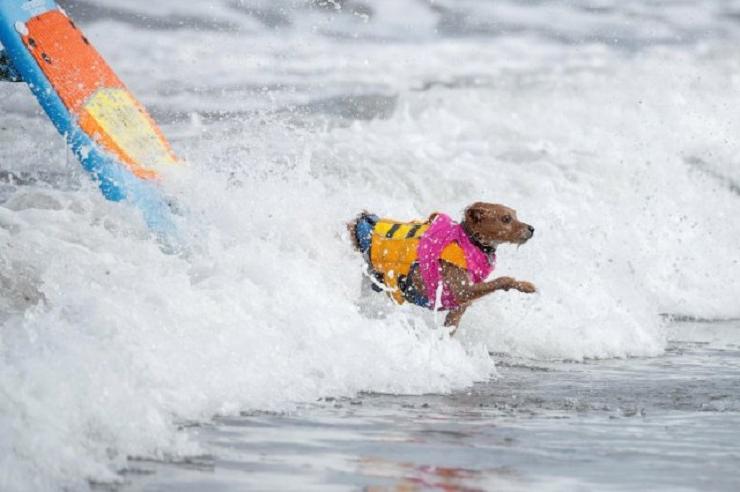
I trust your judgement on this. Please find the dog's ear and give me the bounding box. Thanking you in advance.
[465,205,484,223]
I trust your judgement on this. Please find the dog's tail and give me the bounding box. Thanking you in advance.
[347,211,377,254]
[347,219,361,251]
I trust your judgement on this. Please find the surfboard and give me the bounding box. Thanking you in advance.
[0,0,179,241]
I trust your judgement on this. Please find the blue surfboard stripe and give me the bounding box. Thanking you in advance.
[0,0,179,244]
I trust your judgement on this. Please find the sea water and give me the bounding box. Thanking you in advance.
[1,1,739,490]
[121,321,740,492]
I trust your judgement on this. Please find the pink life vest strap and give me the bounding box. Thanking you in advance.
[417,213,495,310]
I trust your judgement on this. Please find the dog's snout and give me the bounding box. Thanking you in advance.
[528,225,535,233]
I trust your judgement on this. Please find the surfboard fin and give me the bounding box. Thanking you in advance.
[0,48,22,82]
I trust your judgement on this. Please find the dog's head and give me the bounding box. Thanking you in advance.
[462,202,534,249]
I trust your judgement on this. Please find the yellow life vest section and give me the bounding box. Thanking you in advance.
[370,217,468,304]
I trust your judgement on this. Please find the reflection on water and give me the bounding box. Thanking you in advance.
[360,458,524,492]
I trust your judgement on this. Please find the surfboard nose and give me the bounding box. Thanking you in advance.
[0,0,180,243]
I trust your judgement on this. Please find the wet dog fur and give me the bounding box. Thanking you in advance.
[348,202,536,334]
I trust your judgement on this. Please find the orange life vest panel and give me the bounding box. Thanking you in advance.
[370,217,467,304]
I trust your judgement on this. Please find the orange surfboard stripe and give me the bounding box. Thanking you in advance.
[21,10,176,178]
[23,11,121,113]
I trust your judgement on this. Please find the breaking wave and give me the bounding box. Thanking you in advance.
[1,0,739,489]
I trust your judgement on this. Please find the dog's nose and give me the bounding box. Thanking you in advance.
[528,225,535,235]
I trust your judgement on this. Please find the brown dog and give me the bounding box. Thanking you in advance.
[349,202,536,333]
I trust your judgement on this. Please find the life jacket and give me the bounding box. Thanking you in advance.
[417,213,495,309]
[358,213,494,309]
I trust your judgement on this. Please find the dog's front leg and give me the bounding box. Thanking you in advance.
[444,302,470,336]
[456,276,536,305]
[432,263,536,335]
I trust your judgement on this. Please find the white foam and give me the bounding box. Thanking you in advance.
[1,0,740,489]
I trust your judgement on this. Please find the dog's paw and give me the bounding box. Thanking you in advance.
[515,281,536,294]
[495,276,516,290]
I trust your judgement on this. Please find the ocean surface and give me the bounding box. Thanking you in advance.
[1,0,739,490]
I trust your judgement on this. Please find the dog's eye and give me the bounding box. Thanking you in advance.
[502,215,512,224]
